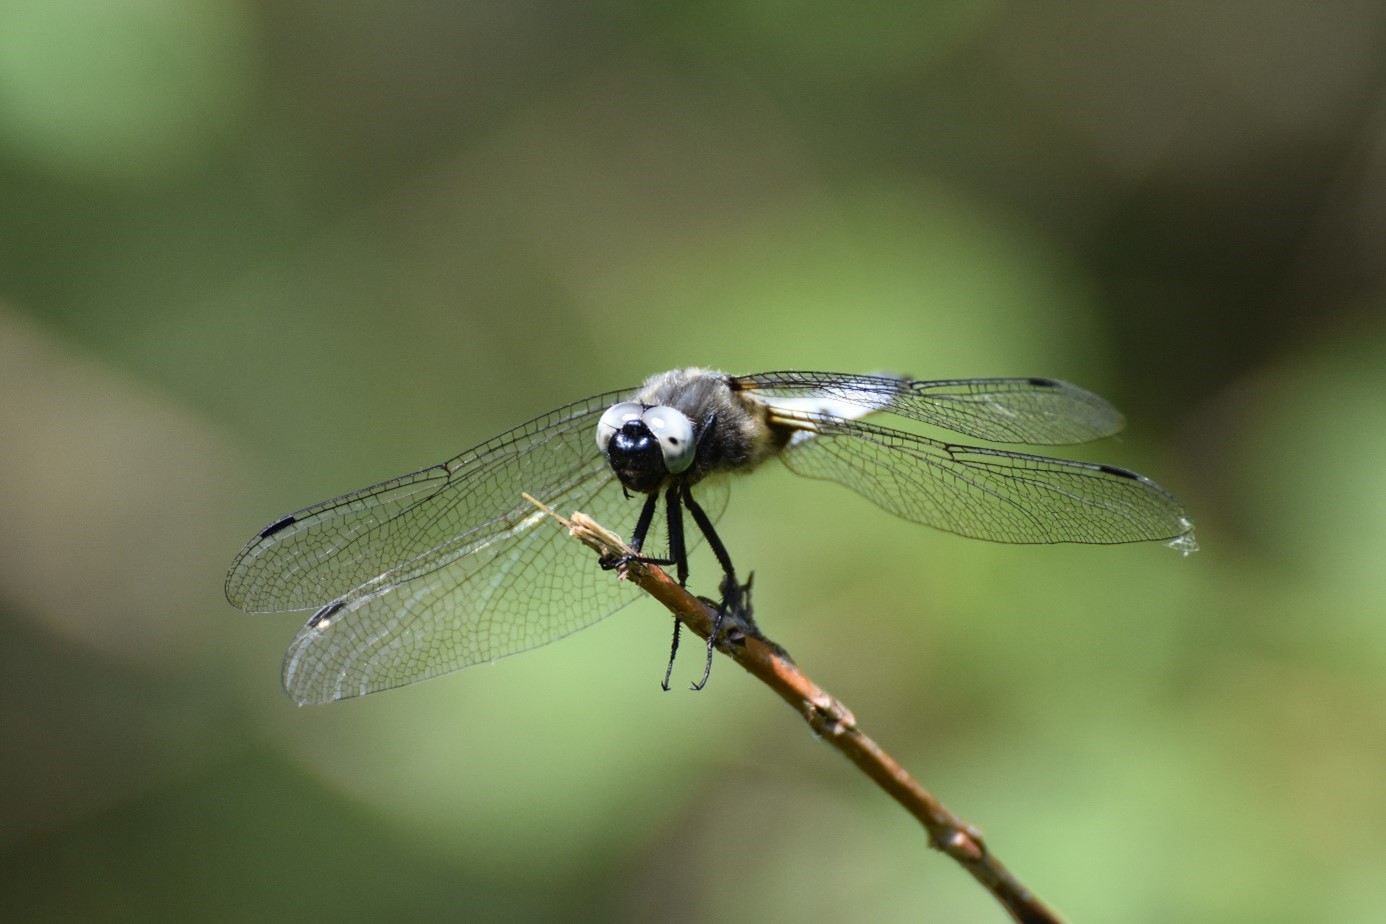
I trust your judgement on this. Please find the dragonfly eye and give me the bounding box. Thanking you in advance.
[596,402,643,455]
[642,405,695,474]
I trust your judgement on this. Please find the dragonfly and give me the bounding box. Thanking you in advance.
[226,368,1196,704]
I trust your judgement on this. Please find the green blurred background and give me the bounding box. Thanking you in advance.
[3,1,1384,921]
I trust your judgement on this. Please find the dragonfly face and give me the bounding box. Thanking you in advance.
[595,403,693,493]
[227,368,1196,704]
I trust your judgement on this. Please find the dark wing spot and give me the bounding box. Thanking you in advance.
[308,600,345,627]
[258,515,297,539]
[1096,463,1140,480]
[1026,377,1061,388]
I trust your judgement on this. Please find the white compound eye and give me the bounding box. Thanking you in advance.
[642,405,695,473]
[596,402,642,454]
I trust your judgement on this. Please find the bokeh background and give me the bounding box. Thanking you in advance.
[3,2,1385,921]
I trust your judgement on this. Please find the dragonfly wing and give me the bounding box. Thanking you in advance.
[225,383,742,702]
[281,459,622,703]
[280,470,733,704]
[225,390,630,614]
[778,416,1193,545]
[734,371,1127,444]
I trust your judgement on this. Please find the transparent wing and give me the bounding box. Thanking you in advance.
[226,390,630,613]
[733,371,1127,444]
[281,475,729,705]
[225,389,730,703]
[778,416,1192,545]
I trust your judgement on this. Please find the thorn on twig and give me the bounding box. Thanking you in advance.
[935,824,988,863]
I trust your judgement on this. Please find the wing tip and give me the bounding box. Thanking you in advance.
[1166,517,1199,556]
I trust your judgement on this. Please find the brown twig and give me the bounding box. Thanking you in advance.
[522,495,1065,924]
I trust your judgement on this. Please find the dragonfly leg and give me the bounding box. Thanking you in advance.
[660,482,689,690]
[629,489,660,553]
[683,481,740,691]
[604,492,677,569]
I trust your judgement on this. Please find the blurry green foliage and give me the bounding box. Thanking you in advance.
[0,0,255,183]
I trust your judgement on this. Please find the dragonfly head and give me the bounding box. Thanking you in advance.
[597,401,696,493]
